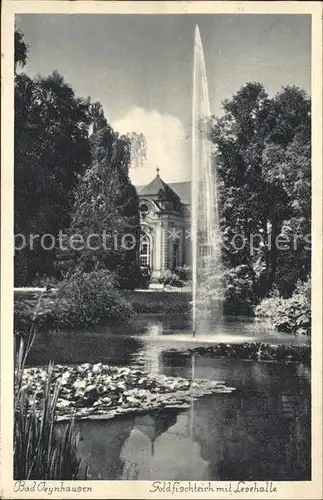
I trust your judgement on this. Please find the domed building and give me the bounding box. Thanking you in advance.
[135,168,191,279]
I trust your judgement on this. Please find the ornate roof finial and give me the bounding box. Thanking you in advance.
[156,167,160,177]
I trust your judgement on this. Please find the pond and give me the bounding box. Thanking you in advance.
[28,314,311,481]
[27,313,309,368]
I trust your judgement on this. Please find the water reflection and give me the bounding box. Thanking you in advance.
[28,313,310,480]
[27,313,309,367]
[27,330,145,366]
[76,357,310,481]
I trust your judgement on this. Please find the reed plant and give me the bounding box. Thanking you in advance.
[14,293,87,480]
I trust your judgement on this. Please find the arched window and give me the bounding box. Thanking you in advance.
[140,203,149,215]
[140,234,151,268]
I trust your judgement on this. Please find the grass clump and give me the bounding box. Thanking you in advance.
[14,324,87,480]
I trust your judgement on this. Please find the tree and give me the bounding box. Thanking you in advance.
[261,87,310,292]
[61,126,142,289]
[209,82,311,298]
[15,30,28,72]
[15,68,92,284]
[262,134,311,295]
[89,102,107,135]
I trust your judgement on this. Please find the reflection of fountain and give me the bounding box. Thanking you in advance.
[189,354,196,440]
[142,344,160,376]
[147,321,164,338]
[142,322,163,375]
[191,25,222,336]
[119,410,187,479]
[133,412,178,456]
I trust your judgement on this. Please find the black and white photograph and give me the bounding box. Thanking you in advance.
[1,1,322,498]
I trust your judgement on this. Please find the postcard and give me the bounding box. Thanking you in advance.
[1,1,322,499]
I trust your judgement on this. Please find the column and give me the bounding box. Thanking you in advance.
[163,221,170,271]
[154,221,162,276]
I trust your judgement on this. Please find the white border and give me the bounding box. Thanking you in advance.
[1,2,322,499]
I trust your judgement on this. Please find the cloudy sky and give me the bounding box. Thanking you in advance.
[16,14,311,185]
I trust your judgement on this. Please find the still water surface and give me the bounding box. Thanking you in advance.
[29,314,311,481]
[28,313,309,368]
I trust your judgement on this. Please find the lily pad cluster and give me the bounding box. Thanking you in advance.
[164,342,311,363]
[20,363,235,421]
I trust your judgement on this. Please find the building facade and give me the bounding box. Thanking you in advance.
[136,169,191,278]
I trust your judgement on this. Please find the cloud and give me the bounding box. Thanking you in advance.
[112,106,190,186]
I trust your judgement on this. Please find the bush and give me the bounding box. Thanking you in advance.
[53,269,134,329]
[158,269,186,288]
[174,265,192,281]
[123,290,192,313]
[255,278,311,335]
[115,261,146,290]
[14,270,135,333]
[31,274,60,288]
[195,263,255,315]
[254,291,283,319]
[132,299,191,314]
[222,265,255,315]
[14,332,86,479]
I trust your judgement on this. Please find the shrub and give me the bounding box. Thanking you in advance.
[222,265,255,315]
[132,299,191,314]
[134,266,151,289]
[115,261,146,290]
[256,278,311,335]
[14,270,135,333]
[158,269,186,288]
[53,269,134,329]
[174,265,192,281]
[195,263,255,315]
[254,290,283,319]
[14,332,87,479]
[31,274,60,289]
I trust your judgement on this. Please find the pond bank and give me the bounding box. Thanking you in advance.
[14,288,193,333]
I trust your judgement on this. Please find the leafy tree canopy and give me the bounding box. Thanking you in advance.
[209,82,311,297]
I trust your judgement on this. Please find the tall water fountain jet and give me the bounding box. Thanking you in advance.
[191,25,222,336]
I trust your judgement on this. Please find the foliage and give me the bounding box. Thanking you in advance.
[124,290,192,313]
[14,65,92,284]
[136,267,152,289]
[31,274,60,288]
[174,265,192,281]
[15,271,135,333]
[89,101,107,134]
[197,262,254,315]
[14,328,86,479]
[209,83,311,300]
[59,126,142,289]
[185,342,310,363]
[222,265,256,315]
[15,30,28,71]
[255,278,311,335]
[132,300,191,314]
[21,362,235,424]
[158,269,186,288]
[52,270,134,329]
[254,291,283,319]
[14,31,147,288]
